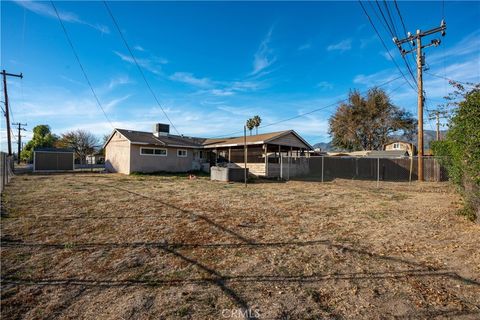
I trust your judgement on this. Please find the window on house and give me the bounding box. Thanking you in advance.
[393,143,400,149]
[140,147,167,156]
[177,149,187,157]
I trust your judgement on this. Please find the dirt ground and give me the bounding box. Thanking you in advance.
[1,173,479,319]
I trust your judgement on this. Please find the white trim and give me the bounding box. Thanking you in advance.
[139,147,167,156]
[177,149,188,157]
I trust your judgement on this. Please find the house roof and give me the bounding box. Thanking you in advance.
[105,128,313,150]
[115,129,206,148]
[202,130,313,149]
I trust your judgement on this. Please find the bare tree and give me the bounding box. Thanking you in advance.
[56,130,100,164]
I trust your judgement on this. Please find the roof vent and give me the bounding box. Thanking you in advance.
[153,123,169,137]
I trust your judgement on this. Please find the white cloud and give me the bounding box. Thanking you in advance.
[380,49,396,61]
[13,0,109,34]
[298,42,312,51]
[107,76,132,90]
[134,45,145,52]
[316,81,333,90]
[113,51,166,75]
[251,26,276,76]
[170,72,213,88]
[327,39,352,52]
[104,94,132,111]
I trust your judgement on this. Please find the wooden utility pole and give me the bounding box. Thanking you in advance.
[1,70,23,156]
[12,122,27,164]
[428,109,449,141]
[393,21,446,181]
[243,125,247,187]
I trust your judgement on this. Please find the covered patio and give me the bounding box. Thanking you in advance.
[202,130,312,177]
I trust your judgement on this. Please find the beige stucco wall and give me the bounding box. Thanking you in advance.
[385,142,413,155]
[269,133,310,149]
[105,132,131,174]
[129,144,197,173]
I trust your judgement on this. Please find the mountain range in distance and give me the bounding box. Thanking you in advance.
[312,130,447,151]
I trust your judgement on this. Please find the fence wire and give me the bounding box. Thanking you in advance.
[278,156,448,184]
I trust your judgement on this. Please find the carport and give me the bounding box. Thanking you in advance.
[33,148,74,172]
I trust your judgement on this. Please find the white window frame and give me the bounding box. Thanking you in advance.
[393,143,401,149]
[140,147,167,157]
[177,149,188,157]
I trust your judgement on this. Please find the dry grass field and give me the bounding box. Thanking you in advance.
[1,173,479,319]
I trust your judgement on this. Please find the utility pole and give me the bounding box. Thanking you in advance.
[1,70,23,156]
[393,20,446,181]
[12,122,27,164]
[428,108,449,141]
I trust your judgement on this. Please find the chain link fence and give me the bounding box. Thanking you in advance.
[0,152,15,193]
[278,156,448,184]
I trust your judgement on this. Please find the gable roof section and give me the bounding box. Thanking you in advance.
[202,130,313,150]
[104,129,313,150]
[105,129,206,148]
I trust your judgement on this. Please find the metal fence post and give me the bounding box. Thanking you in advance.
[377,157,380,188]
[280,155,283,180]
[321,156,324,183]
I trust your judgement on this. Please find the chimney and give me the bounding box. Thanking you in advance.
[153,123,169,137]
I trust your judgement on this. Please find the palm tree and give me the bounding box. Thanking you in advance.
[246,118,255,136]
[252,115,262,135]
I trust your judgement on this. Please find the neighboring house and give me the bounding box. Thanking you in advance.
[104,123,313,176]
[86,153,105,165]
[327,150,408,158]
[384,140,416,156]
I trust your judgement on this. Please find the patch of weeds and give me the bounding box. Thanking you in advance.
[365,211,387,219]
[63,242,75,249]
[175,305,191,317]
[387,193,410,201]
[457,205,477,222]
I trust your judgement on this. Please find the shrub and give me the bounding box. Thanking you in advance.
[432,84,480,222]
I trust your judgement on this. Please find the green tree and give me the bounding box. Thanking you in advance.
[329,88,416,151]
[432,81,480,222]
[246,118,255,136]
[252,115,262,135]
[20,125,58,162]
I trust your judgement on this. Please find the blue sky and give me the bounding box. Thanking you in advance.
[1,1,479,150]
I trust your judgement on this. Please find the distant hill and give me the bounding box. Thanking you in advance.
[312,130,447,151]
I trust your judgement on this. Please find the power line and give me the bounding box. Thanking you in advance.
[103,1,180,135]
[382,0,399,38]
[358,0,417,92]
[425,71,477,87]
[393,0,418,76]
[213,75,406,138]
[50,1,114,129]
[375,0,418,86]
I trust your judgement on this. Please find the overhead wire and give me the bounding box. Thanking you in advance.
[392,0,418,80]
[103,1,180,135]
[358,0,417,92]
[212,75,407,138]
[50,1,114,129]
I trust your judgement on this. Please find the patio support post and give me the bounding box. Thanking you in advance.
[264,144,268,177]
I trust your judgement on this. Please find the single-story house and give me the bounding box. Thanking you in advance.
[86,153,105,165]
[384,140,416,156]
[104,123,313,176]
[33,148,74,172]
